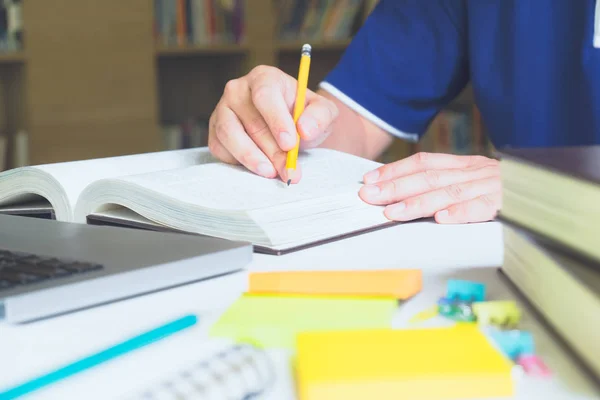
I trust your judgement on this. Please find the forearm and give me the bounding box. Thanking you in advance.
[316,89,394,160]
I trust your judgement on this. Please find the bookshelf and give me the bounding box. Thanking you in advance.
[0,0,24,170]
[0,0,484,170]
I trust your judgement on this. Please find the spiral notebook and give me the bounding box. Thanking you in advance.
[124,344,275,400]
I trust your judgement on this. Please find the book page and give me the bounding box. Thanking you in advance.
[34,148,217,210]
[113,149,381,211]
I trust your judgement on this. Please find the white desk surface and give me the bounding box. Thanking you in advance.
[1,221,598,400]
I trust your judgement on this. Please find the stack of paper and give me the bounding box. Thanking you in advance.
[209,269,423,348]
[296,324,514,400]
[209,293,398,349]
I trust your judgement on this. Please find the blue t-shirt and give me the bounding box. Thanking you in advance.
[321,0,600,148]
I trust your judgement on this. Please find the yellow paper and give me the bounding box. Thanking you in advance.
[209,293,398,349]
[296,324,514,400]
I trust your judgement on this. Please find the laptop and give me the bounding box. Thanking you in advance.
[0,213,252,323]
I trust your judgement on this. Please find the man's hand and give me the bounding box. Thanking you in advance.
[358,152,501,224]
[207,65,339,183]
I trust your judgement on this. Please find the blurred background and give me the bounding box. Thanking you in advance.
[0,0,492,170]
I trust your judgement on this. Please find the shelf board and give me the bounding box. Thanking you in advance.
[277,39,351,52]
[155,43,249,57]
[0,51,26,64]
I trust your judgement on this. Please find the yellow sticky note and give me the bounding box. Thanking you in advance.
[296,324,514,400]
[209,293,398,349]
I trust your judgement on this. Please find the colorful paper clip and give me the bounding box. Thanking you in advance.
[437,296,476,322]
[446,279,486,302]
[472,301,522,328]
[516,354,551,377]
[409,305,439,324]
[488,329,534,360]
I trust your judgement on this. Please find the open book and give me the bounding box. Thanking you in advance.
[0,148,394,254]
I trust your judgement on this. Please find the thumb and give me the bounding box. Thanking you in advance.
[297,93,339,143]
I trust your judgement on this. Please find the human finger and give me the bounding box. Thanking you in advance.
[434,191,501,224]
[213,104,277,178]
[364,152,498,184]
[383,177,501,221]
[231,92,301,183]
[296,91,339,144]
[248,67,298,151]
[207,132,237,165]
[359,164,499,205]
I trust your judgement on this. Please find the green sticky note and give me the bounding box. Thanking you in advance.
[209,293,398,349]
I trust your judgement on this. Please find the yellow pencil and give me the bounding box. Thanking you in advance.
[286,43,312,186]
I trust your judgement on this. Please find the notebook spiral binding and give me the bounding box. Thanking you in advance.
[126,343,276,400]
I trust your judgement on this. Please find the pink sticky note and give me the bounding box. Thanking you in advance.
[517,355,551,377]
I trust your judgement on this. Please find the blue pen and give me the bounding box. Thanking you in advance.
[0,314,198,400]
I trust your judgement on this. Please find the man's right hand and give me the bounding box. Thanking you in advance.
[207,65,339,183]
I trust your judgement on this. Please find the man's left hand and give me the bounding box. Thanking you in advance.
[359,152,501,224]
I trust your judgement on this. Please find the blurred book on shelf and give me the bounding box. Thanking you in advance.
[415,107,491,157]
[12,129,26,167]
[277,0,365,43]
[378,106,492,164]
[162,117,209,150]
[0,129,27,170]
[0,0,22,52]
[153,0,245,46]
[0,133,6,170]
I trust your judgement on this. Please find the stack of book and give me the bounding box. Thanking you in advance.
[497,146,600,379]
[415,108,489,156]
[277,0,365,43]
[153,0,245,47]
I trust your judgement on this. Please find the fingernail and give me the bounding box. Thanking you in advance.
[280,131,297,148]
[437,210,449,220]
[387,202,406,218]
[257,162,275,177]
[364,170,379,183]
[299,118,318,139]
[362,185,380,197]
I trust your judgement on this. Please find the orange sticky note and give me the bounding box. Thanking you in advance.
[248,269,422,300]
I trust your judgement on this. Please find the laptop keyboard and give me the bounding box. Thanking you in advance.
[0,249,103,292]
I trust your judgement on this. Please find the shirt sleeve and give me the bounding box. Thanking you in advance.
[320,0,469,142]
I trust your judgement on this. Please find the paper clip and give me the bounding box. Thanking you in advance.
[517,354,552,377]
[472,301,522,328]
[409,305,439,324]
[446,279,486,302]
[437,297,476,322]
[487,329,534,360]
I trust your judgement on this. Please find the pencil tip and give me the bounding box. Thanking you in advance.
[287,179,291,186]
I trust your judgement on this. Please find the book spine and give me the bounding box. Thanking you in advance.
[191,0,207,44]
[153,0,162,43]
[5,0,21,51]
[176,0,187,46]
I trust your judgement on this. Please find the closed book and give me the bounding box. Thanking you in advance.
[501,223,600,378]
[295,325,514,400]
[498,145,600,262]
